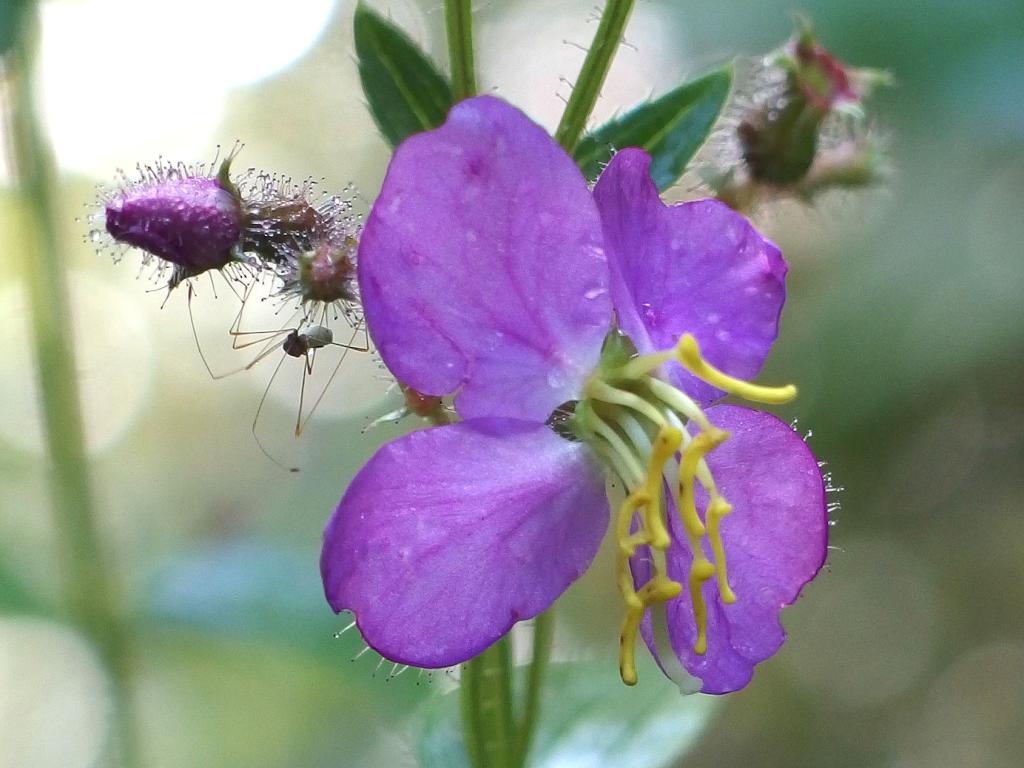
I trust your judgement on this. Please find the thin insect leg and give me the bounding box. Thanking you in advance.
[230,295,302,350]
[243,335,296,371]
[188,284,216,378]
[230,304,304,358]
[229,314,304,348]
[295,351,312,437]
[298,327,360,436]
[218,268,246,303]
[328,323,371,353]
[252,352,300,473]
[226,280,252,335]
[188,283,260,379]
[230,328,294,354]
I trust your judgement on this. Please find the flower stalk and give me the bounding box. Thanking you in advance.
[554,0,636,153]
[515,611,554,767]
[444,0,478,100]
[4,12,140,768]
[460,635,516,768]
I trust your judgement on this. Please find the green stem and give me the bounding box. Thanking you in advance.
[514,611,555,768]
[554,0,636,153]
[460,636,516,768]
[444,0,477,100]
[5,11,141,768]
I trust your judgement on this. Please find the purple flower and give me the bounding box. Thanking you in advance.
[321,96,828,694]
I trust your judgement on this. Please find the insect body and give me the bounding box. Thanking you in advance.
[283,325,333,359]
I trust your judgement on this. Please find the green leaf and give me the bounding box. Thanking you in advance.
[574,64,733,191]
[418,659,722,768]
[354,2,454,148]
[0,0,31,57]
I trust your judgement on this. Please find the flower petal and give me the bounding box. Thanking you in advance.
[593,149,787,405]
[321,419,609,667]
[641,405,827,693]
[359,96,612,423]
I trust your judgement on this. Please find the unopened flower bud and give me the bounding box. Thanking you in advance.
[297,235,358,304]
[104,173,242,279]
[737,18,884,186]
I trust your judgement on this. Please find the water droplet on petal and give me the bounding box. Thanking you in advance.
[546,368,566,389]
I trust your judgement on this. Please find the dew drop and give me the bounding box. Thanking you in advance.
[88,230,103,243]
[546,368,566,389]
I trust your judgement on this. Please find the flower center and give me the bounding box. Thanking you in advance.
[572,332,796,688]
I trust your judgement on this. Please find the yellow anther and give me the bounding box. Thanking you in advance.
[706,497,737,604]
[615,491,648,612]
[613,425,682,626]
[677,429,727,539]
[676,334,797,405]
[616,490,650,558]
[640,426,682,550]
[678,429,728,655]
[689,556,716,655]
[619,605,643,686]
[619,575,682,686]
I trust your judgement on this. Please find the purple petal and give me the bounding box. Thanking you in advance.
[358,96,612,423]
[321,419,609,667]
[641,405,827,693]
[593,149,787,405]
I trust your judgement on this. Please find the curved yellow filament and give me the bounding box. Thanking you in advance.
[676,334,797,405]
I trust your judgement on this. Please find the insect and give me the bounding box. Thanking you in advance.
[190,280,369,472]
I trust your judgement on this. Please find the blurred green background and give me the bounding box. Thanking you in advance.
[1,0,1022,766]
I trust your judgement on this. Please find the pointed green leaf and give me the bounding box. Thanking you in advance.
[354,2,454,148]
[418,659,722,768]
[574,64,733,191]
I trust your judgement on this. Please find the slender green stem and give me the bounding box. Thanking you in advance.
[514,611,555,768]
[5,11,141,768]
[554,0,636,153]
[444,0,477,100]
[460,636,516,768]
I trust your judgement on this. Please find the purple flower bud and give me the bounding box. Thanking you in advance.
[104,176,242,277]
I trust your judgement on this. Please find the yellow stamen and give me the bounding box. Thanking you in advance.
[582,329,802,684]
[688,559,716,654]
[706,497,736,604]
[646,377,712,431]
[678,428,728,654]
[641,426,681,549]
[677,430,727,538]
[586,379,668,429]
[677,334,797,405]
[612,426,681,612]
[590,413,644,486]
[619,574,682,685]
[615,490,649,610]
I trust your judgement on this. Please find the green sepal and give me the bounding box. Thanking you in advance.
[354,2,455,148]
[574,64,733,191]
[215,157,241,202]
